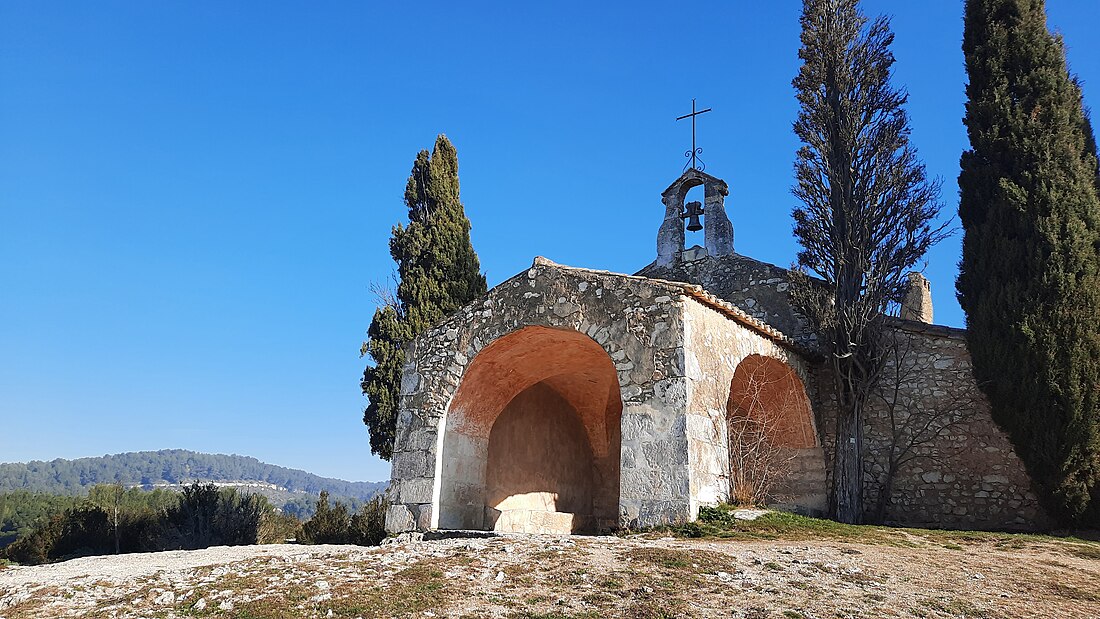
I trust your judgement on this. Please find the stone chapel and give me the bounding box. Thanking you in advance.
[384,167,1046,535]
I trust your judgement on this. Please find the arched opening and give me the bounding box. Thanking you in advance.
[683,183,706,252]
[726,355,825,511]
[438,326,622,534]
[728,355,816,449]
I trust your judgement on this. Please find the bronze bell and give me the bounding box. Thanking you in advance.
[683,201,704,232]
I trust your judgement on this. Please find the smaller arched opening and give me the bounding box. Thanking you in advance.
[726,355,825,512]
[437,326,622,534]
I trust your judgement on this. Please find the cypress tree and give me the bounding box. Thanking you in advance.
[361,135,487,461]
[958,0,1100,524]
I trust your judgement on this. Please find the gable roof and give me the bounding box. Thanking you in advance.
[529,257,815,357]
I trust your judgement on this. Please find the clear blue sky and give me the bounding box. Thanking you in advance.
[2,2,1097,483]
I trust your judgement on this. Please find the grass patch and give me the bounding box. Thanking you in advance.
[0,586,64,619]
[328,563,450,617]
[1066,544,1100,561]
[653,504,1100,558]
[918,596,995,618]
[180,561,454,619]
[1046,582,1100,602]
[509,612,602,619]
[623,547,736,574]
[598,576,624,589]
[624,602,683,619]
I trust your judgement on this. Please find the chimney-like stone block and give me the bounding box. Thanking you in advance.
[901,272,933,324]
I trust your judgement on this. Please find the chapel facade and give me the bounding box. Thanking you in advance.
[384,168,1046,535]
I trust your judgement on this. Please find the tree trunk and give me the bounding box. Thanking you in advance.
[113,505,120,555]
[874,461,897,524]
[832,361,865,524]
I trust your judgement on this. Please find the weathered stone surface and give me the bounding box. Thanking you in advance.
[901,272,934,324]
[682,300,826,518]
[384,504,415,533]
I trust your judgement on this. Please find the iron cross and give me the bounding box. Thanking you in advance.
[676,98,712,171]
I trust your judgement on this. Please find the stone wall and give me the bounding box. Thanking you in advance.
[386,257,695,533]
[681,300,826,518]
[816,323,1047,529]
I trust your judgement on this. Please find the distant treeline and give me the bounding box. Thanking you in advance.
[0,449,386,499]
[1,484,385,565]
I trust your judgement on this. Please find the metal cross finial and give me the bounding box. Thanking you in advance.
[676,98,712,171]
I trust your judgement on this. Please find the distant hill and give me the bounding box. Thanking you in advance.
[0,449,387,501]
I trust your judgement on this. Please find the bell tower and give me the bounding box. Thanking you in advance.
[656,168,735,266]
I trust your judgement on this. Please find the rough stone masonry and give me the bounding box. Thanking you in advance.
[385,167,1046,535]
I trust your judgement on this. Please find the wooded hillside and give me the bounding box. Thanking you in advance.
[0,450,386,500]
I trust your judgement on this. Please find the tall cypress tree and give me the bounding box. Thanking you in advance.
[361,135,487,460]
[958,0,1100,524]
[791,0,945,523]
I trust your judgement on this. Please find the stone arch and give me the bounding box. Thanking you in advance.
[436,326,623,533]
[727,354,817,449]
[726,354,826,512]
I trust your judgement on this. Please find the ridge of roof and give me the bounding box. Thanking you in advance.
[531,256,813,357]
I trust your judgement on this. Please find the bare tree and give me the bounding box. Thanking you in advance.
[726,364,799,507]
[368,274,400,310]
[868,329,983,523]
[790,0,948,523]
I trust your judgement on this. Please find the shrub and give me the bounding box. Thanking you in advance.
[157,483,266,550]
[259,511,302,544]
[300,492,387,546]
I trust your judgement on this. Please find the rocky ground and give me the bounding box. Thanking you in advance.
[1,529,1098,619]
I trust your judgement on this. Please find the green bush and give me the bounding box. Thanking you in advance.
[157,483,267,550]
[300,492,387,546]
[2,483,277,564]
[350,496,388,546]
[259,511,302,544]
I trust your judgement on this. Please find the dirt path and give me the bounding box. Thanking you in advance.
[1,532,1097,618]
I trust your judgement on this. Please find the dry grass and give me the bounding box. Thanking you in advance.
[2,518,1098,618]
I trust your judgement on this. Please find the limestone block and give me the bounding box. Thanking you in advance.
[621,445,637,468]
[642,439,688,467]
[402,428,438,452]
[385,504,416,534]
[391,450,431,479]
[621,409,656,442]
[413,504,433,531]
[399,478,435,504]
[399,368,421,395]
[685,412,721,441]
[693,480,724,508]
[654,378,688,408]
[639,499,691,526]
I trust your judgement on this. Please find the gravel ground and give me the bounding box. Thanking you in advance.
[1,532,1097,618]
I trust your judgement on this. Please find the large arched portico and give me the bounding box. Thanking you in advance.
[726,354,826,512]
[436,326,622,533]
